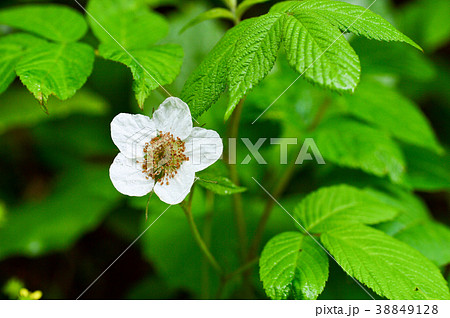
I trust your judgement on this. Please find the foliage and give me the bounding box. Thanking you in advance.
[0,0,448,301]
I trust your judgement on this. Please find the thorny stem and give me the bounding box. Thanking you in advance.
[182,188,223,275]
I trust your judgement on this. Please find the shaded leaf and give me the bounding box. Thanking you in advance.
[338,79,442,153]
[180,8,235,34]
[0,166,120,260]
[260,232,329,300]
[314,118,405,183]
[236,0,271,19]
[0,88,108,135]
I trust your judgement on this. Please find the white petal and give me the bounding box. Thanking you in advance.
[111,113,156,159]
[110,153,154,197]
[185,127,223,172]
[153,97,193,140]
[153,162,195,204]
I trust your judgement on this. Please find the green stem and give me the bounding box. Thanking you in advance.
[182,191,223,275]
[226,97,248,262]
[201,191,215,299]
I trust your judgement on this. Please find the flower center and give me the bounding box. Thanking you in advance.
[141,131,189,185]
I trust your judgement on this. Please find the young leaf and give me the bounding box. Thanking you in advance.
[226,14,284,119]
[99,43,183,108]
[0,5,87,42]
[294,184,398,233]
[314,118,406,183]
[236,0,271,19]
[197,175,246,195]
[260,232,329,300]
[180,8,235,34]
[271,0,421,50]
[15,42,95,105]
[339,80,442,153]
[281,11,360,93]
[181,19,252,118]
[321,224,450,300]
[87,0,168,50]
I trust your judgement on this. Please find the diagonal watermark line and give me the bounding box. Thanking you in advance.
[72,0,201,125]
[76,178,199,299]
[252,0,378,124]
[251,177,376,300]
[73,0,172,98]
[76,205,169,300]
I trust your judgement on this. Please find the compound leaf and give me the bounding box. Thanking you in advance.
[260,232,329,300]
[271,0,420,50]
[321,224,450,300]
[226,13,284,119]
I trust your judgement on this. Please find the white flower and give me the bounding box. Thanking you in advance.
[109,97,223,204]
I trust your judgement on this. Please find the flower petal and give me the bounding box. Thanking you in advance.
[153,97,193,140]
[185,127,223,172]
[153,162,195,204]
[110,153,154,197]
[111,113,156,159]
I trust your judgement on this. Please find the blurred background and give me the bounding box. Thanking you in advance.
[0,0,448,299]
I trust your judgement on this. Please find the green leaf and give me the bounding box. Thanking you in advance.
[321,224,450,300]
[197,176,246,195]
[236,0,270,19]
[0,33,48,95]
[294,184,398,233]
[181,19,252,118]
[395,221,450,268]
[196,160,246,195]
[226,14,284,119]
[0,88,108,135]
[0,166,120,260]
[398,0,450,52]
[0,4,88,42]
[0,202,5,228]
[260,232,329,300]
[401,145,450,191]
[87,0,168,50]
[99,43,183,107]
[180,8,235,34]
[15,42,95,105]
[271,0,421,50]
[337,79,442,153]
[314,118,405,183]
[283,11,360,94]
